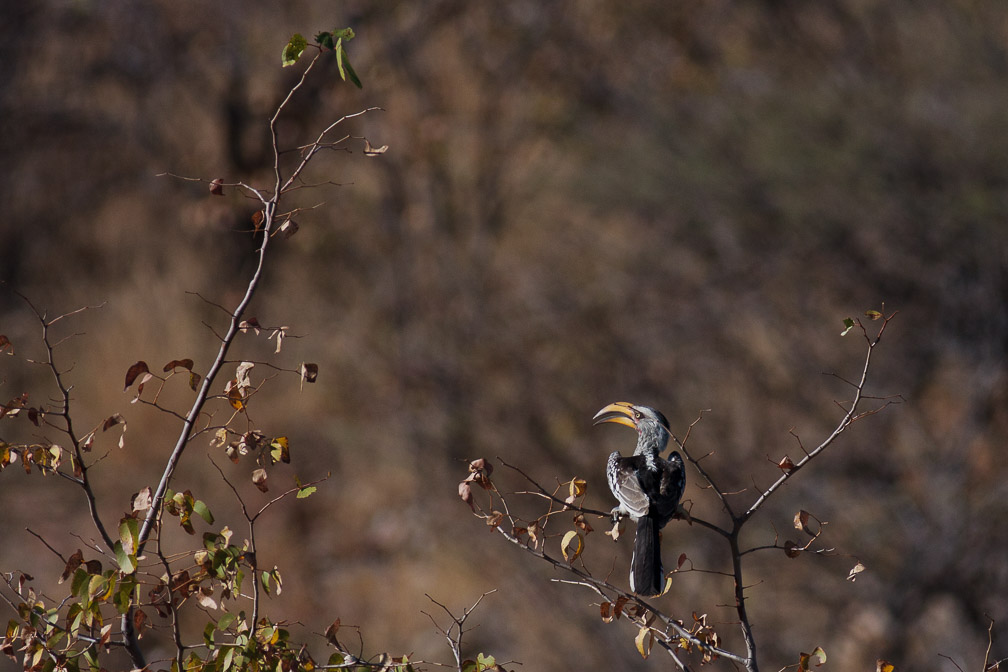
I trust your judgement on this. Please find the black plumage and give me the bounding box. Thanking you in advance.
[594,402,685,597]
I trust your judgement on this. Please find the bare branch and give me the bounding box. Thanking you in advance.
[740,314,896,524]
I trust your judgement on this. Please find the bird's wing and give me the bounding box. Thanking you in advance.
[651,451,686,524]
[610,458,650,519]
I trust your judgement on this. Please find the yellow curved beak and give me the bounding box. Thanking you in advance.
[592,401,638,429]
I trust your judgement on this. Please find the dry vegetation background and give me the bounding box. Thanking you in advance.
[2,1,1008,670]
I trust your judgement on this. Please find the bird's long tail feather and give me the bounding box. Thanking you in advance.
[630,516,663,597]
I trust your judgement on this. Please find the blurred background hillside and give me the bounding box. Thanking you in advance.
[2,1,1007,670]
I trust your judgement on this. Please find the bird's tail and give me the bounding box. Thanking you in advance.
[630,516,664,597]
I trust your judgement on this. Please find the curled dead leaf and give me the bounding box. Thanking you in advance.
[251,468,268,493]
[469,458,493,476]
[240,318,262,335]
[847,562,866,581]
[572,512,593,534]
[325,619,341,647]
[79,431,96,453]
[123,361,150,391]
[778,455,796,472]
[235,361,254,388]
[798,646,827,670]
[132,487,152,513]
[458,481,474,511]
[102,414,125,432]
[59,549,84,584]
[605,517,626,541]
[527,520,540,547]
[301,362,318,386]
[163,358,195,373]
[280,219,300,239]
[209,178,224,195]
[600,601,614,623]
[363,138,388,156]
[613,596,628,620]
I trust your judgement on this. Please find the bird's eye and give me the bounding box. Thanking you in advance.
[634,410,642,419]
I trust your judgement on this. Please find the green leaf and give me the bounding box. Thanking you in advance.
[119,517,139,555]
[218,612,237,632]
[193,499,214,525]
[82,644,99,669]
[297,485,317,499]
[203,621,216,647]
[87,574,107,599]
[282,33,309,67]
[315,31,334,50]
[840,317,855,336]
[333,27,355,41]
[340,46,363,89]
[71,568,89,597]
[865,309,883,320]
[113,576,137,614]
[113,541,136,574]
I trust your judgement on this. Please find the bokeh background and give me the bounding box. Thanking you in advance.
[2,2,1007,670]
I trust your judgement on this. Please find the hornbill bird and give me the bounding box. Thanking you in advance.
[594,402,685,597]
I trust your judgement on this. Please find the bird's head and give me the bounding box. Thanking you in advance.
[593,402,671,453]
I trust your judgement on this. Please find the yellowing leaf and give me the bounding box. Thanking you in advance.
[227,385,245,411]
[800,647,827,671]
[210,428,228,449]
[282,33,308,67]
[270,437,290,464]
[876,659,895,672]
[561,530,583,562]
[635,626,654,659]
[569,477,587,499]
